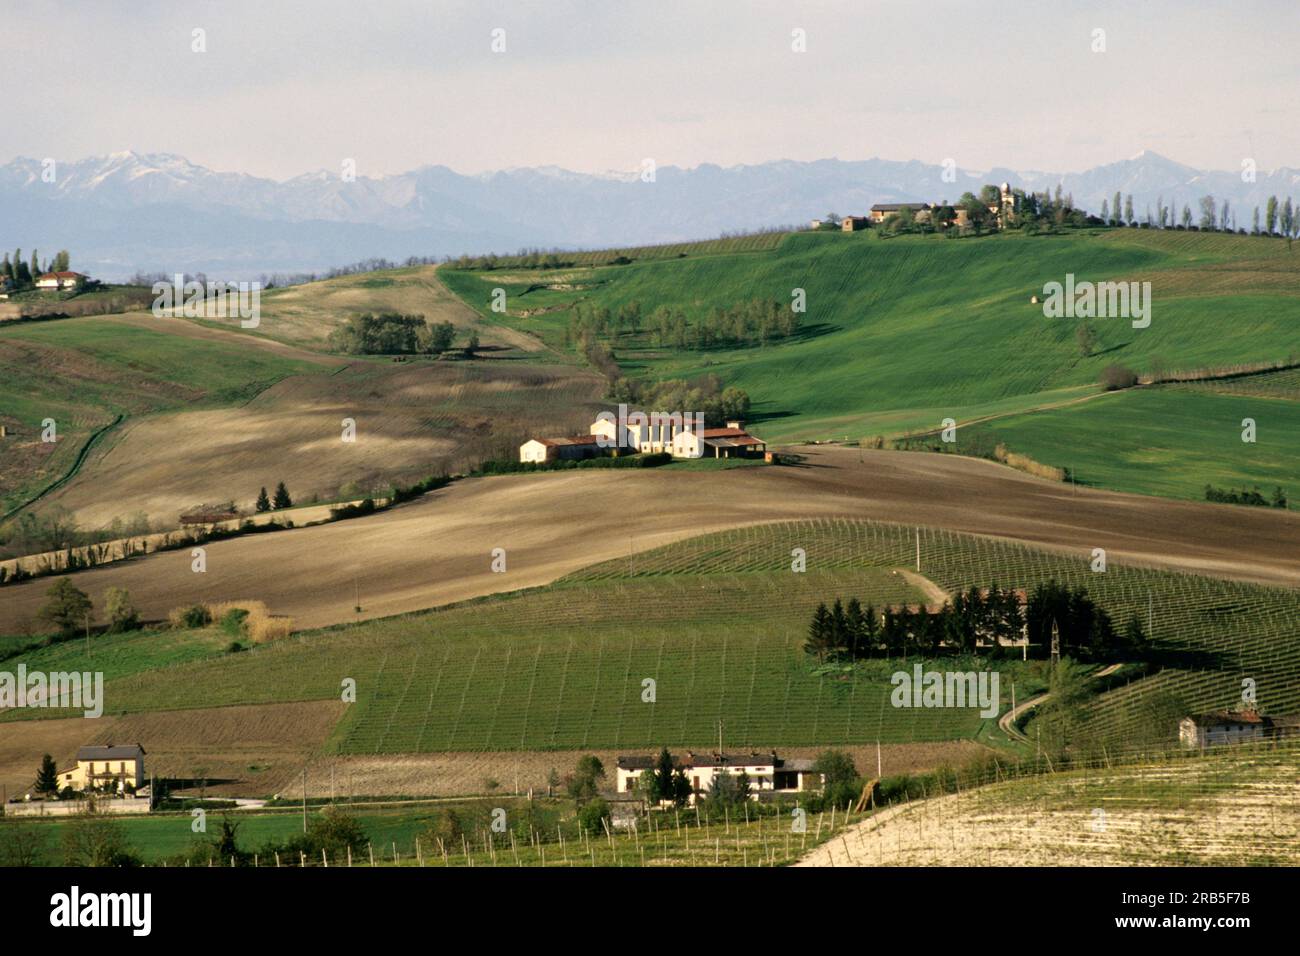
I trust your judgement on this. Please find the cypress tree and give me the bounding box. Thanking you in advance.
[255,486,270,513]
[272,481,292,509]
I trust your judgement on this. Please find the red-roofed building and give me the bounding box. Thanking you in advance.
[35,271,88,291]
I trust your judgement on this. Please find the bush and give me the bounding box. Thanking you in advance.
[170,604,212,629]
[104,587,140,632]
[1100,364,1139,390]
[219,607,250,636]
[576,797,611,835]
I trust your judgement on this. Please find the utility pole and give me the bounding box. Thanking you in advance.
[1050,619,1060,668]
[302,768,308,833]
[915,528,920,572]
[717,718,723,758]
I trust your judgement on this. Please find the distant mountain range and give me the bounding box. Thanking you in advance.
[2,150,1298,280]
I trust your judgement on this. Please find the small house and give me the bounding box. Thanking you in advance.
[60,743,146,793]
[1179,709,1271,748]
[35,271,87,291]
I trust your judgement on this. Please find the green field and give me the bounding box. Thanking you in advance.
[955,382,1300,501]
[443,228,1300,500]
[4,793,856,867]
[6,519,1297,753]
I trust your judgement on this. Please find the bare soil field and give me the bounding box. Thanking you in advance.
[0,700,345,799]
[293,741,991,798]
[2,445,1296,635]
[35,356,604,528]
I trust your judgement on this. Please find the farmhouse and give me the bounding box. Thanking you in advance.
[59,743,146,793]
[869,202,931,224]
[671,422,767,459]
[518,434,606,464]
[521,412,766,463]
[35,270,87,291]
[179,504,240,526]
[1178,709,1300,748]
[615,751,822,804]
[840,215,870,232]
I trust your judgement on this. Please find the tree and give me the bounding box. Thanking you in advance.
[104,587,140,632]
[804,602,835,661]
[0,817,51,866]
[61,812,139,867]
[1198,195,1217,231]
[1076,321,1098,357]
[813,750,859,809]
[1112,191,1121,226]
[463,330,481,358]
[650,747,676,804]
[577,797,611,835]
[255,486,270,512]
[35,753,60,794]
[52,250,70,272]
[31,249,40,279]
[565,754,605,805]
[272,481,292,510]
[422,320,455,354]
[38,578,92,635]
[1124,194,1134,225]
[1265,196,1278,235]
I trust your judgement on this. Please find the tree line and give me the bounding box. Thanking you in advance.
[1,248,72,288]
[804,581,1147,663]
[1204,484,1288,509]
[326,312,478,356]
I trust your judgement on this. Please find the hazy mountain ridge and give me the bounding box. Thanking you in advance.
[2,150,1296,279]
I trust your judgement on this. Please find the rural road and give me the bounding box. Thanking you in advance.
[998,663,1125,743]
[1,445,1297,634]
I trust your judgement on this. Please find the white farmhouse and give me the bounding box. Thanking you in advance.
[615,750,821,805]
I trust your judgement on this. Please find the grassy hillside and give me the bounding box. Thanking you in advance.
[956,379,1300,501]
[443,228,1300,499]
[7,518,1297,754]
[0,316,318,517]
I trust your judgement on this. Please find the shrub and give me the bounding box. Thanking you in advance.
[576,797,611,835]
[219,607,250,636]
[1100,364,1139,390]
[206,601,293,643]
[170,604,212,629]
[104,587,140,632]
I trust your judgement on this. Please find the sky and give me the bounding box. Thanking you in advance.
[4,0,1298,180]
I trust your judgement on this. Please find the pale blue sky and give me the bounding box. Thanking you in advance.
[5,0,1298,178]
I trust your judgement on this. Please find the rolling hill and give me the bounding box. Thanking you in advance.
[443,227,1300,500]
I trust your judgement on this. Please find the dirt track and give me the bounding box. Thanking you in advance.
[1,446,1297,634]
